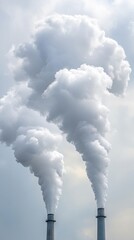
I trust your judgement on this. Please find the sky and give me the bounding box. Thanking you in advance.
[0,0,134,240]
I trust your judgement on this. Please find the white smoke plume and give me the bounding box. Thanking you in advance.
[0,85,64,213]
[2,15,131,208]
[45,64,112,207]
[12,14,130,98]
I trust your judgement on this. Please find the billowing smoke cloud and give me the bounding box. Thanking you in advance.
[13,15,130,98]
[45,64,112,207]
[0,85,64,213]
[13,128,63,213]
[1,15,131,208]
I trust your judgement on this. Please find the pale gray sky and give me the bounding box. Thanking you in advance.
[0,1,134,240]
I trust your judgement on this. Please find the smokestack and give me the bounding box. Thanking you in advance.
[96,208,106,240]
[46,214,56,240]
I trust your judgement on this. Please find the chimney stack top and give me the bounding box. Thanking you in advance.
[46,214,56,222]
[96,208,106,218]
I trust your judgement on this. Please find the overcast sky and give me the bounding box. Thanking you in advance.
[0,1,134,240]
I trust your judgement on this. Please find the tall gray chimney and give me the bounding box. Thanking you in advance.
[46,214,56,240]
[96,208,106,240]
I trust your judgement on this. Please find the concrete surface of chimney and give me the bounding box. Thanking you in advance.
[96,208,106,240]
[46,214,56,240]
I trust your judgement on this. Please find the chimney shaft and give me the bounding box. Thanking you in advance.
[46,214,56,240]
[96,208,106,240]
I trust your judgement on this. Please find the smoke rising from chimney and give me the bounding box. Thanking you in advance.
[0,14,131,209]
[0,85,64,213]
[44,64,112,207]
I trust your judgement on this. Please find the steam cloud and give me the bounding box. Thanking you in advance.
[44,64,112,207]
[0,86,64,213]
[0,15,131,209]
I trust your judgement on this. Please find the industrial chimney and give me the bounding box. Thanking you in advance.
[46,214,56,240]
[96,208,106,240]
